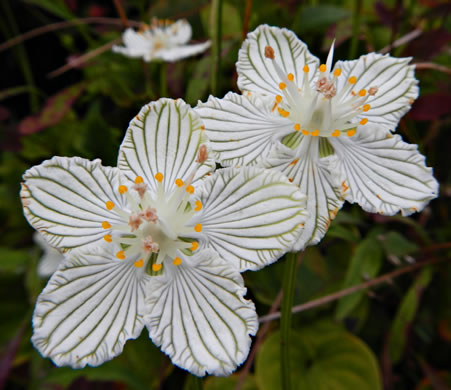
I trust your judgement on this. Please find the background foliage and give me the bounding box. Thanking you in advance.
[0,0,450,389]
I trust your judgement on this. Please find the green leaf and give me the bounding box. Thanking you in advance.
[388,267,433,364]
[204,375,259,390]
[0,248,31,273]
[255,322,382,390]
[23,0,75,20]
[379,231,419,258]
[186,54,211,105]
[335,235,383,320]
[292,5,351,33]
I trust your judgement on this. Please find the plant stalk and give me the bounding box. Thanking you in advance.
[209,0,222,96]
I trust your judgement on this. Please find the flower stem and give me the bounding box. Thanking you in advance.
[187,375,203,390]
[280,252,298,390]
[209,0,222,96]
[160,62,168,98]
[348,0,362,60]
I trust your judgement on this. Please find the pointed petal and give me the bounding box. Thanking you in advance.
[329,126,438,216]
[32,248,149,368]
[21,157,129,251]
[112,28,152,60]
[195,92,292,166]
[145,249,258,376]
[237,25,319,96]
[118,99,215,195]
[334,53,418,131]
[191,166,307,271]
[157,41,211,62]
[264,138,344,248]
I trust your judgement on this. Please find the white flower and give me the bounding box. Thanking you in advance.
[21,98,307,375]
[112,18,211,62]
[33,232,62,277]
[196,25,438,249]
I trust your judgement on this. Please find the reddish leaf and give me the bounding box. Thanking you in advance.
[403,29,451,60]
[18,84,84,135]
[409,93,451,121]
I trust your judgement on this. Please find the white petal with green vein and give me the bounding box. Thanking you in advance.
[334,53,418,131]
[237,24,319,96]
[264,138,344,248]
[21,156,129,251]
[32,248,149,368]
[145,249,258,376]
[190,166,307,271]
[329,125,438,216]
[117,98,215,195]
[196,92,292,167]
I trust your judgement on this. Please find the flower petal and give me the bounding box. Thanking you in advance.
[32,248,149,368]
[195,92,292,166]
[117,98,215,195]
[329,125,438,216]
[264,138,344,248]
[157,41,211,62]
[145,249,258,376]
[167,19,192,46]
[237,24,319,96]
[112,28,152,60]
[334,53,418,131]
[190,166,307,271]
[21,157,129,251]
[34,232,63,277]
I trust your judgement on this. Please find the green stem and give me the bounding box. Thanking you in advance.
[209,0,222,96]
[188,375,203,390]
[280,252,298,390]
[348,0,362,60]
[160,62,168,98]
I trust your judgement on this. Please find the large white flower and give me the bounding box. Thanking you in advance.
[21,98,307,375]
[196,25,438,249]
[112,18,211,62]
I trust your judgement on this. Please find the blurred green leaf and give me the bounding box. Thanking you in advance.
[0,247,31,273]
[388,267,434,364]
[379,231,419,258]
[200,1,242,39]
[23,0,75,20]
[335,234,384,320]
[204,374,259,390]
[186,54,211,106]
[292,5,351,33]
[326,223,360,243]
[255,322,382,390]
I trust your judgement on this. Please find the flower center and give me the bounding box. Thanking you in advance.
[264,44,378,138]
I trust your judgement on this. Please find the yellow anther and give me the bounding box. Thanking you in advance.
[102,221,111,229]
[348,76,357,84]
[106,201,115,210]
[152,263,162,272]
[303,65,309,73]
[363,104,371,112]
[104,234,112,243]
[347,129,357,137]
[333,68,342,77]
[200,125,205,130]
[194,223,202,232]
[331,130,341,137]
[301,129,310,136]
[175,178,184,187]
[358,89,367,97]
[275,95,282,103]
[186,185,194,194]
[311,129,320,136]
[118,185,128,194]
[289,159,299,166]
[194,200,203,211]
[173,257,182,266]
[294,124,301,131]
[288,73,294,81]
[155,172,164,182]
[190,241,199,251]
[134,259,144,268]
[281,110,290,118]
[135,176,143,184]
[319,64,327,72]
[279,82,286,90]
[360,118,368,125]
[116,251,126,260]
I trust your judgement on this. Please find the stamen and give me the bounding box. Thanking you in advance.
[186,185,194,194]
[358,89,367,97]
[135,176,144,184]
[311,130,320,136]
[194,200,203,211]
[128,214,143,231]
[347,129,356,137]
[142,236,159,253]
[333,68,341,77]
[363,104,370,112]
[368,86,378,96]
[140,207,158,222]
[175,178,184,187]
[281,110,290,118]
[303,65,309,73]
[102,221,111,229]
[190,241,199,251]
[348,76,357,84]
[279,82,287,90]
[294,124,301,131]
[152,263,162,271]
[360,118,368,125]
[264,45,275,59]
[276,95,282,103]
[331,130,341,137]
[155,172,164,182]
[105,201,115,210]
[104,234,112,242]
[118,185,128,194]
[134,259,144,268]
[194,223,202,232]
[173,257,182,266]
[288,73,294,81]
[319,64,327,72]
[196,144,208,163]
[316,77,336,98]
[132,182,147,198]
[289,159,299,166]
[116,251,126,260]
[302,129,310,136]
